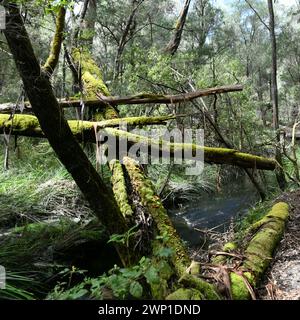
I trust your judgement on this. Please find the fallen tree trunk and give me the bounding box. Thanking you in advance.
[69,48,220,299]
[0,114,276,170]
[0,85,243,114]
[122,157,220,299]
[0,113,176,138]
[212,202,289,300]
[94,85,243,107]
[109,160,134,218]
[105,128,277,170]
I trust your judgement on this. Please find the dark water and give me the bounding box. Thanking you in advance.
[170,178,259,247]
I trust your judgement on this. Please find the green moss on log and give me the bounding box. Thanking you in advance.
[0,114,39,129]
[109,160,134,218]
[229,202,289,300]
[211,242,237,265]
[224,242,237,252]
[244,202,289,278]
[1,114,276,170]
[179,273,221,300]
[0,114,175,140]
[166,288,202,300]
[105,128,276,170]
[230,272,254,300]
[122,156,190,275]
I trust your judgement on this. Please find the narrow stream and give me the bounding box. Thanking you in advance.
[170,178,259,247]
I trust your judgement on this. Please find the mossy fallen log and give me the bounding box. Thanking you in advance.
[214,202,289,300]
[122,156,190,275]
[0,114,277,170]
[122,157,220,300]
[109,160,134,218]
[0,113,175,139]
[105,128,276,170]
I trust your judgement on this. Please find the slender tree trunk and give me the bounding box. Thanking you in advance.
[267,0,286,190]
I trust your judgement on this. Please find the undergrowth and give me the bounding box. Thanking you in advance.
[0,138,113,299]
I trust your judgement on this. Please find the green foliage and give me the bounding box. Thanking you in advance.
[108,225,138,247]
[235,201,273,236]
[35,0,74,13]
[47,242,175,300]
[0,272,36,300]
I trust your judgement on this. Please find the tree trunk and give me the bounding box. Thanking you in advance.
[3,3,133,266]
[165,0,191,55]
[0,85,243,113]
[82,0,97,50]
[267,0,286,190]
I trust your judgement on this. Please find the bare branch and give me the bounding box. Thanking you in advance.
[0,85,243,112]
[245,0,270,31]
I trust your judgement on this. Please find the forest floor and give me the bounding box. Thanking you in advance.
[258,189,300,300]
[1,142,299,299]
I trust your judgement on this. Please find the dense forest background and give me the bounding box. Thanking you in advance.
[0,0,299,300]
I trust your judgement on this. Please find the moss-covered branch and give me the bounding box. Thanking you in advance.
[43,7,66,75]
[105,128,276,170]
[0,114,276,170]
[123,156,190,275]
[0,113,175,138]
